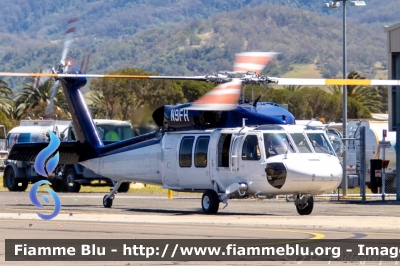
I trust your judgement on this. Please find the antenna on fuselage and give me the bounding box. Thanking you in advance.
[253,95,261,108]
[306,118,316,126]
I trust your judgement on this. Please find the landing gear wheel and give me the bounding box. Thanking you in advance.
[103,195,113,208]
[296,196,314,215]
[201,189,219,214]
[63,167,81,193]
[117,182,130,193]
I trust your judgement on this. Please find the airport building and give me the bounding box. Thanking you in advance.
[385,22,400,131]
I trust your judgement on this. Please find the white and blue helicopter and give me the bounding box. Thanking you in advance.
[4,22,399,215]
[4,55,344,216]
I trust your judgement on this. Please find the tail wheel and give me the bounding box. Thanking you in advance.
[103,195,113,208]
[63,167,81,193]
[201,190,220,214]
[296,196,314,215]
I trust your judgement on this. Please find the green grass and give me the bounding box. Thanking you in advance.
[281,63,323,79]
[0,175,375,197]
[0,175,172,194]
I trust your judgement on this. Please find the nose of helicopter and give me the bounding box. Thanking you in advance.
[280,155,342,193]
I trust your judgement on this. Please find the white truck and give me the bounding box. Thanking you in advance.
[347,120,396,193]
[3,119,134,192]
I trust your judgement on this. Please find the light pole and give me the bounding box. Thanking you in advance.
[325,0,366,197]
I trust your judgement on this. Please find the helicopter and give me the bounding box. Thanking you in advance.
[4,20,400,215]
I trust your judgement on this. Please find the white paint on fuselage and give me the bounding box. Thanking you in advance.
[80,125,343,196]
[81,141,163,185]
[266,153,341,193]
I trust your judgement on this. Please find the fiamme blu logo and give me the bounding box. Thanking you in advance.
[29,130,62,220]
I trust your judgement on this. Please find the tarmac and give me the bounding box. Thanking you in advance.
[1,191,400,266]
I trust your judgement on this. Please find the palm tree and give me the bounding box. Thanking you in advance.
[15,77,69,116]
[2,105,26,120]
[0,79,15,115]
[328,84,342,95]
[328,71,382,113]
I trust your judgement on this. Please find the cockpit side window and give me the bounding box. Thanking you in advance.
[241,135,261,161]
[307,133,335,155]
[290,133,313,153]
[263,133,295,158]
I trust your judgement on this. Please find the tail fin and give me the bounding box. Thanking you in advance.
[61,67,103,151]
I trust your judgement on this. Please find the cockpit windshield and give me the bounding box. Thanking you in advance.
[290,133,313,153]
[263,133,295,158]
[306,132,335,155]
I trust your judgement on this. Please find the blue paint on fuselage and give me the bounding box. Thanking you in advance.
[254,103,295,124]
[61,67,103,151]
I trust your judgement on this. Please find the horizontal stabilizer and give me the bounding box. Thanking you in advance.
[8,141,81,164]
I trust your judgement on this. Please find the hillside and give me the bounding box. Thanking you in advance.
[0,2,393,90]
[0,0,397,38]
[120,5,386,77]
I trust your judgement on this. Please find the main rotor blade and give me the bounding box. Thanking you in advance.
[234,52,277,75]
[187,79,242,111]
[270,78,400,86]
[1,72,399,86]
[0,72,208,80]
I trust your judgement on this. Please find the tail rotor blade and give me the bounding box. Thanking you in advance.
[60,17,78,63]
[45,81,59,115]
[234,52,277,74]
[83,52,91,74]
[80,56,85,71]
[35,68,43,89]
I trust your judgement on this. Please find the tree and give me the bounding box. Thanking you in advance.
[0,79,15,118]
[328,71,382,114]
[377,85,388,113]
[15,78,69,118]
[90,68,186,120]
[0,110,17,132]
[263,86,371,121]
[283,85,302,92]
[176,80,214,102]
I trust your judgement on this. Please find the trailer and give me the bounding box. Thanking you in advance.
[347,120,396,193]
[3,119,133,192]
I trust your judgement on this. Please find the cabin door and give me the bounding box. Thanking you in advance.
[239,133,265,173]
[162,134,180,188]
[177,135,212,190]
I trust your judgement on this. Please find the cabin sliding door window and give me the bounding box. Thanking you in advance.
[179,137,194,167]
[195,136,210,168]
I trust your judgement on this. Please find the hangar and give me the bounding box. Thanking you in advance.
[385,22,400,131]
